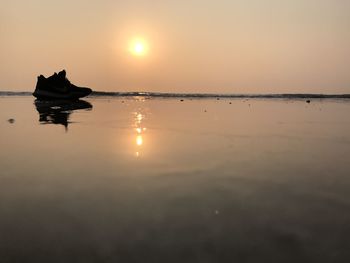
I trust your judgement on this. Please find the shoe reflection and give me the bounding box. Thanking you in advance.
[34,99,92,131]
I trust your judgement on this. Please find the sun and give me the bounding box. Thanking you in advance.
[134,43,144,53]
[130,39,148,56]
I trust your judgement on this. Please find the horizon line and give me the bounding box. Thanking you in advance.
[1,91,350,99]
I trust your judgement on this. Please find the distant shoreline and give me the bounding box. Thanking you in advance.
[1,91,350,99]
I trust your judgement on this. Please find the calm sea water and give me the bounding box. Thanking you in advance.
[0,96,350,262]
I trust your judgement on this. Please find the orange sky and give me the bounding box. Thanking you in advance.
[1,0,349,93]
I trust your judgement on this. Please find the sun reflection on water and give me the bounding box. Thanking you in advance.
[133,110,147,158]
[136,113,143,123]
[136,135,143,146]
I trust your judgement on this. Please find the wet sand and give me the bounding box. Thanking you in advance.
[1,96,350,262]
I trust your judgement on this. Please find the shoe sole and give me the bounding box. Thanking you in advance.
[33,89,92,100]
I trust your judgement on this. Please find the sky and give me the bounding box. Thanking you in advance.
[1,0,349,93]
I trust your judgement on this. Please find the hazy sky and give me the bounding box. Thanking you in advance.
[1,0,349,93]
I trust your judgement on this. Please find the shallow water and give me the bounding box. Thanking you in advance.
[1,96,350,262]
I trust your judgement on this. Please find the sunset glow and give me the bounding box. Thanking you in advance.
[1,1,350,261]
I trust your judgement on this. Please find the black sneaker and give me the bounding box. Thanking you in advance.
[33,70,92,100]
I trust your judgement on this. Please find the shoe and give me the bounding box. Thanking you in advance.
[33,70,92,100]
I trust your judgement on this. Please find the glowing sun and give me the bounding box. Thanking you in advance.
[130,39,148,56]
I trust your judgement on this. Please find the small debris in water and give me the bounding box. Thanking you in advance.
[217,98,220,100]
[122,101,125,103]
[7,118,15,124]
[204,110,207,112]
[306,100,311,103]
[215,210,219,215]
[229,102,232,104]
[180,99,184,102]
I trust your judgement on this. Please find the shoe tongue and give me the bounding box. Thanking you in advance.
[58,70,66,79]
